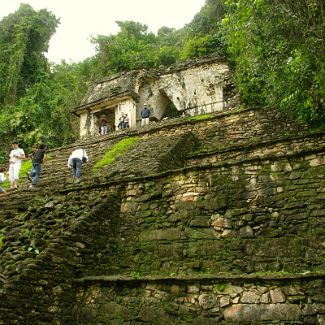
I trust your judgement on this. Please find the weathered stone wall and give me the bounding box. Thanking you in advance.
[73,276,324,324]
[0,107,324,324]
[140,60,232,119]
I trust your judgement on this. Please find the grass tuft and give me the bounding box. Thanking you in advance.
[93,137,140,170]
[187,114,212,122]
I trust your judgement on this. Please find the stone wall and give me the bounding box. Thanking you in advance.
[0,107,324,324]
[73,276,324,324]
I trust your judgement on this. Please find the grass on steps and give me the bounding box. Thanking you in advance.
[187,113,212,122]
[93,137,141,170]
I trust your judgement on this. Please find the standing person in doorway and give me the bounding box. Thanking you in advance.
[99,114,108,135]
[123,114,129,129]
[67,148,88,180]
[28,143,46,188]
[118,113,125,129]
[141,103,151,126]
[8,141,25,189]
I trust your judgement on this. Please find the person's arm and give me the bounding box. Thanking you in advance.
[18,150,25,160]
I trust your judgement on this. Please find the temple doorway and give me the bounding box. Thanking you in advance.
[95,107,116,134]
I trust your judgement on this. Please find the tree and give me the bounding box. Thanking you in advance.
[90,21,181,78]
[180,0,227,59]
[222,0,325,128]
[0,4,59,105]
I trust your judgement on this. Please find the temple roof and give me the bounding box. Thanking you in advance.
[74,55,227,114]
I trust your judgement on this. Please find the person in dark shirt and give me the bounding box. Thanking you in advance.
[141,103,151,126]
[27,143,46,188]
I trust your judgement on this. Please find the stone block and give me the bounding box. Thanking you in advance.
[224,304,301,321]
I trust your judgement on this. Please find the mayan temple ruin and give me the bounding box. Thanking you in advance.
[0,57,324,324]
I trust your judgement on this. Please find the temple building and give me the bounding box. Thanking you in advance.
[73,56,238,138]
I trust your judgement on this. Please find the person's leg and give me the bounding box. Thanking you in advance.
[75,159,82,178]
[12,164,20,188]
[31,163,41,186]
[101,126,106,135]
[9,164,15,188]
[71,158,76,177]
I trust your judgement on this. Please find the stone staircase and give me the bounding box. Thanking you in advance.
[0,106,324,324]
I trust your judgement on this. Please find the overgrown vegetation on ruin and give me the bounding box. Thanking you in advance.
[93,137,141,170]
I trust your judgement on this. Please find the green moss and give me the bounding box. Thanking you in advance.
[22,228,32,238]
[0,235,4,251]
[187,114,212,122]
[93,137,140,170]
[130,271,142,278]
[213,283,228,293]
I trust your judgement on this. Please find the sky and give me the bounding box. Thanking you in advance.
[0,0,206,64]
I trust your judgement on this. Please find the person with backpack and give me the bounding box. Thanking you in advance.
[27,143,46,188]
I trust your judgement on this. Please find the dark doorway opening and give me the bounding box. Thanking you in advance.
[95,107,116,133]
[159,90,181,119]
[162,102,182,119]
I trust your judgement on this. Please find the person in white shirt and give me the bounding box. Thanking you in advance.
[67,148,88,179]
[8,141,25,189]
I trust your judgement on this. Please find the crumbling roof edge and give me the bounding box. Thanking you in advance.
[73,90,139,115]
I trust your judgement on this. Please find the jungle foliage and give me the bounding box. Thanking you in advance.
[0,0,324,162]
[222,0,325,129]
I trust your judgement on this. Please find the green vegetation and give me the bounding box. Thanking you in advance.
[188,114,212,122]
[0,235,4,251]
[213,283,228,293]
[22,228,32,238]
[93,137,140,170]
[19,160,32,178]
[129,271,142,278]
[222,0,324,129]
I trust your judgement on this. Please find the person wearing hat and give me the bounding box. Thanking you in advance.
[140,103,151,126]
[8,141,25,189]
